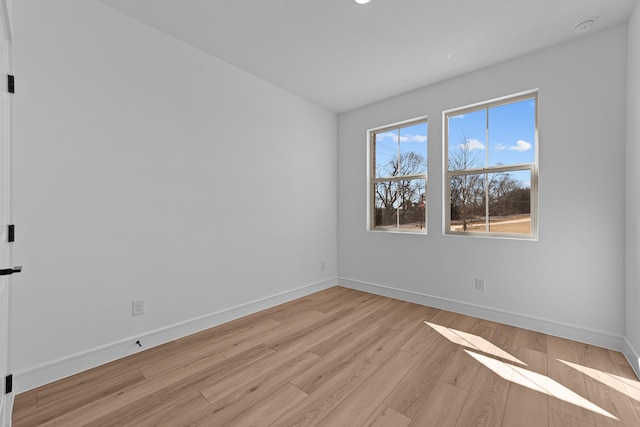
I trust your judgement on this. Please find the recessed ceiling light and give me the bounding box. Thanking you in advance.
[354,0,372,4]
[572,19,595,34]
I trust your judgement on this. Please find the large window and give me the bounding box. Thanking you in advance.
[445,91,538,239]
[369,117,428,233]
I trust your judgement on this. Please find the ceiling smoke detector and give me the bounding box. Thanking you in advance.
[572,19,595,34]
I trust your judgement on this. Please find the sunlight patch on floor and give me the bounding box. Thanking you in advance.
[559,359,640,402]
[425,322,526,365]
[465,350,618,420]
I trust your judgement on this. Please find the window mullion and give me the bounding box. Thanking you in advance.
[372,173,426,183]
[396,129,401,228]
[485,172,489,232]
[448,163,533,177]
[485,107,490,232]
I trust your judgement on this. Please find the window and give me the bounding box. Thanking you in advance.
[445,91,538,239]
[369,117,428,233]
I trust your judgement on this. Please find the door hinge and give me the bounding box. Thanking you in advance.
[7,224,14,242]
[7,74,14,94]
[0,266,21,276]
[5,374,12,394]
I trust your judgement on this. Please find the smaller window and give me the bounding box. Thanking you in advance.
[368,117,428,233]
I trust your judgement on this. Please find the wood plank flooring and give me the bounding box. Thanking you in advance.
[12,286,640,426]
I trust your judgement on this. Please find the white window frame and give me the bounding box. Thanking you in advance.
[444,90,539,240]
[367,115,428,234]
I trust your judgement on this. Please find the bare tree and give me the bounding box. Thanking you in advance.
[449,132,530,231]
[448,133,484,230]
[488,173,519,216]
[375,151,426,227]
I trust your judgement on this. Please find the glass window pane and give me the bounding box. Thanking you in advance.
[374,179,426,231]
[488,170,531,234]
[374,181,399,228]
[448,109,486,170]
[398,179,426,230]
[488,98,536,167]
[449,173,486,232]
[399,122,427,175]
[375,130,399,178]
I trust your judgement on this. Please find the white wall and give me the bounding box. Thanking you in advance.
[625,1,640,375]
[11,0,337,391]
[338,25,628,349]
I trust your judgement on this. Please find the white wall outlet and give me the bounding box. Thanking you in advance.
[321,260,326,270]
[132,299,144,316]
[475,278,486,291]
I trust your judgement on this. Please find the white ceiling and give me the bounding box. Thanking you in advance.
[96,0,637,113]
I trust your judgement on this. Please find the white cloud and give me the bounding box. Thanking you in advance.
[459,138,485,151]
[400,134,427,143]
[494,143,506,151]
[508,139,532,152]
[376,131,397,141]
[376,132,427,143]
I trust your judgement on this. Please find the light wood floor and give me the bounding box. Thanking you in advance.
[12,286,640,426]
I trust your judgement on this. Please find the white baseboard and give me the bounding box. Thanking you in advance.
[338,277,627,353]
[14,278,337,394]
[623,338,640,379]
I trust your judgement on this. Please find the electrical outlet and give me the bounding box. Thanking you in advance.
[475,278,485,291]
[132,299,144,316]
[321,260,326,270]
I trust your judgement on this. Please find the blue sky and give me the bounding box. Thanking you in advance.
[374,97,535,182]
[448,97,536,168]
[375,122,427,177]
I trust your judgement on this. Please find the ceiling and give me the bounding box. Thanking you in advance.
[96,0,637,113]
